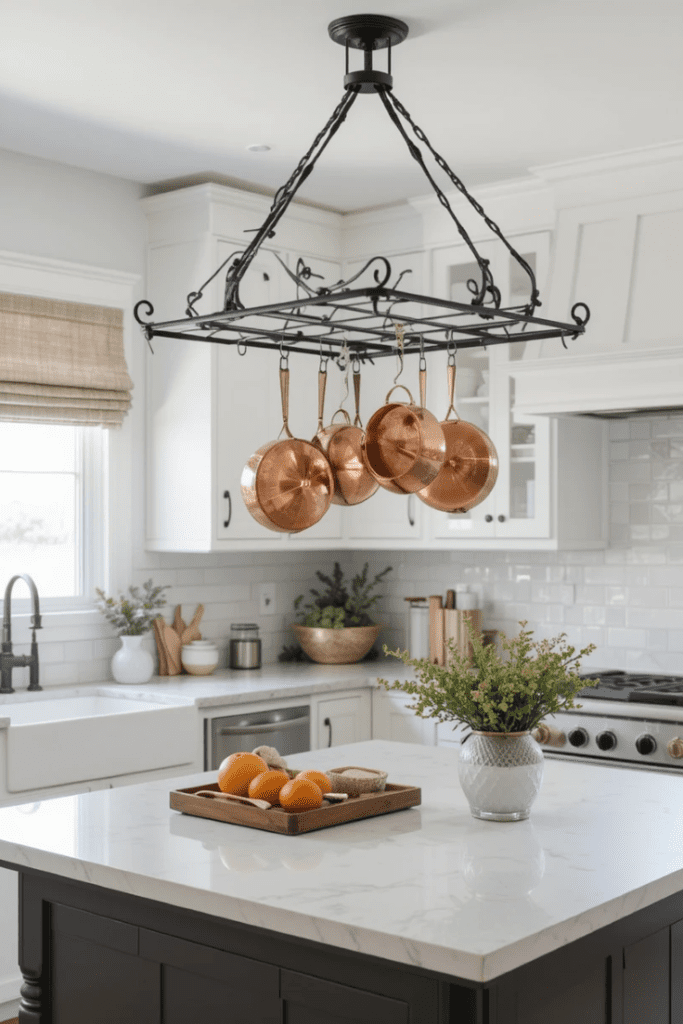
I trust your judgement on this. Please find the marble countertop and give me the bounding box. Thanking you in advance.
[0,660,412,725]
[1,738,683,982]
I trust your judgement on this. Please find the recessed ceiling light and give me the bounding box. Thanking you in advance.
[247,144,271,153]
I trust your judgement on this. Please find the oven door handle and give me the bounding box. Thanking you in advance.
[217,716,309,736]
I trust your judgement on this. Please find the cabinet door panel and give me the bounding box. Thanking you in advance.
[623,927,669,1024]
[215,243,286,542]
[282,969,408,1024]
[315,693,371,749]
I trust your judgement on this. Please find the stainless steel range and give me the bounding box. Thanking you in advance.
[534,671,683,773]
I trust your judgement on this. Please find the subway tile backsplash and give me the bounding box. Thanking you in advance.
[7,413,683,687]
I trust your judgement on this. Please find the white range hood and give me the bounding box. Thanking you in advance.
[513,346,683,418]
[510,143,683,419]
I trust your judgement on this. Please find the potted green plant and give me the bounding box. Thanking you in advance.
[95,579,169,684]
[291,562,391,664]
[380,621,596,821]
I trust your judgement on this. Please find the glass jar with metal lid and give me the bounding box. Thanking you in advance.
[229,623,262,670]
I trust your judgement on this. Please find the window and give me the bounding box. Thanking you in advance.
[0,421,106,603]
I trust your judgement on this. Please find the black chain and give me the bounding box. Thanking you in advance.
[382,88,540,318]
[222,87,360,311]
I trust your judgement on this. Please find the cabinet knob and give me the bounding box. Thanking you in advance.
[497,514,506,523]
[223,490,232,529]
[407,494,415,528]
[485,514,493,523]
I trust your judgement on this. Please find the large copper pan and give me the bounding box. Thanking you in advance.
[361,367,446,494]
[417,359,498,513]
[241,365,334,532]
[313,367,379,506]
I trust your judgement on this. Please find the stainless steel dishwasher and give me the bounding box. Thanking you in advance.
[206,705,310,770]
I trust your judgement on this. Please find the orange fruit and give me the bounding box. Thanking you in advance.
[248,770,291,805]
[295,769,332,795]
[279,777,323,812]
[217,752,269,796]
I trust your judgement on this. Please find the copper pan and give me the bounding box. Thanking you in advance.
[361,366,446,494]
[417,359,498,513]
[313,366,379,506]
[241,365,334,533]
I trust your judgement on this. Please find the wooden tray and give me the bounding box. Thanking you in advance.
[170,781,421,835]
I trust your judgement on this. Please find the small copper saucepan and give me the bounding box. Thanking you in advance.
[241,364,335,532]
[417,358,498,513]
[361,366,446,494]
[313,366,379,506]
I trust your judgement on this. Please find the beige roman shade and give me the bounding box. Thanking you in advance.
[0,291,133,428]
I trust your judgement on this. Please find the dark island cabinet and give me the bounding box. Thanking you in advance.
[15,869,683,1024]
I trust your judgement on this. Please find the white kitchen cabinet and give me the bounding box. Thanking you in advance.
[312,690,371,750]
[425,235,607,549]
[144,185,343,552]
[372,689,437,746]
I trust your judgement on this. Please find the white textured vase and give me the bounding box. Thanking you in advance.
[458,731,544,822]
[111,634,154,685]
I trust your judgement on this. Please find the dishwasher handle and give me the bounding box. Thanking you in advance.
[217,715,309,737]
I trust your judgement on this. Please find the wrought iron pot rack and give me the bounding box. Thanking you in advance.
[135,14,590,365]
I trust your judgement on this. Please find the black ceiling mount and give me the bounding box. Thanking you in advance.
[135,14,589,365]
[329,14,409,93]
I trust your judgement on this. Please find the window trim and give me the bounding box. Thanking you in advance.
[0,248,140,621]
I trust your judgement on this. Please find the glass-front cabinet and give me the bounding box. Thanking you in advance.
[428,233,552,542]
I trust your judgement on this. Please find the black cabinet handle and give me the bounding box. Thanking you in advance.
[223,490,232,529]
[324,717,333,747]
[407,495,415,528]
[485,514,493,523]
[498,514,506,523]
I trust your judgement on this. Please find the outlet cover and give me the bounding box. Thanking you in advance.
[259,583,277,615]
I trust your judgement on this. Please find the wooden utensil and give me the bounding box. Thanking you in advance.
[161,622,182,675]
[173,605,186,637]
[153,617,168,675]
[180,604,204,645]
[196,790,272,810]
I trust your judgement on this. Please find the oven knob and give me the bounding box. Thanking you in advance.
[596,731,617,751]
[533,724,566,747]
[635,734,657,756]
[667,737,683,759]
[568,727,589,747]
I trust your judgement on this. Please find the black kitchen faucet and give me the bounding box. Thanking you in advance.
[1,573,42,693]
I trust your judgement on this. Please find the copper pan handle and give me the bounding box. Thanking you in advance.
[279,366,294,439]
[419,366,427,410]
[445,360,460,422]
[331,408,352,425]
[384,384,415,405]
[353,370,363,428]
[317,367,327,434]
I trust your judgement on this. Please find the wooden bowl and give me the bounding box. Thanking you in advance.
[292,623,380,664]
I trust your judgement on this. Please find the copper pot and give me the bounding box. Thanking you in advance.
[313,367,379,506]
[241,365,334,533]
[361,367,446,494]
[418,359,498,513]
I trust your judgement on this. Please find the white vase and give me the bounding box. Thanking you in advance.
[111,634,155,685]
[458,731,544,822]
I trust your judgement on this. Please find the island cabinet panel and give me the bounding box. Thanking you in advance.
[281,969,409,1023]
[622,927,670,1024]
[50,904,160,1024]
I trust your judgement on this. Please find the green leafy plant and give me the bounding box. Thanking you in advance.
[380,620,597,734]
[294,562,392,629]
[95,579,169,636]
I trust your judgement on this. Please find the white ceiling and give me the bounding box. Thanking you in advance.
[1,0,682,212]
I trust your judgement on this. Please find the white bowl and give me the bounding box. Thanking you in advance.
[181,640,220,676]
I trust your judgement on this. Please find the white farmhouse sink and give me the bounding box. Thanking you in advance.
[3,692,195,793]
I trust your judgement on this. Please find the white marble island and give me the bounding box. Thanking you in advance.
[1,739,683,1023]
